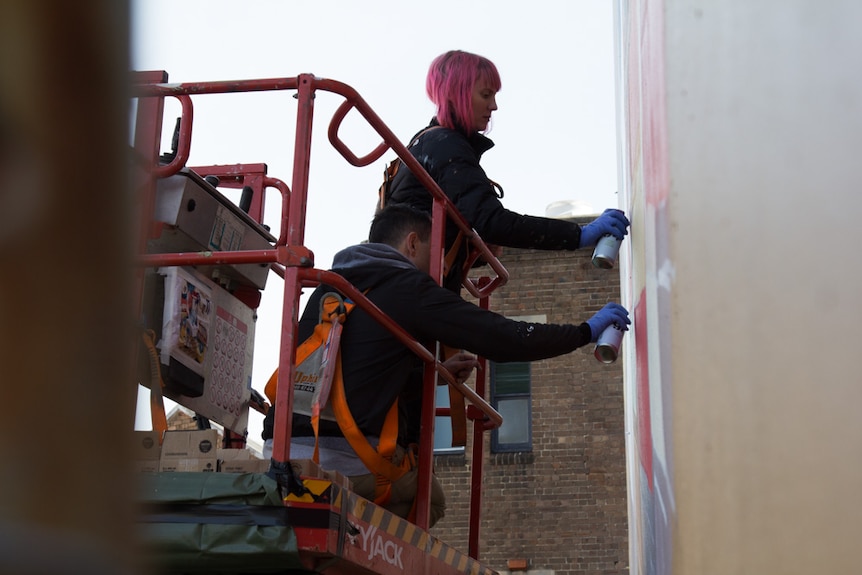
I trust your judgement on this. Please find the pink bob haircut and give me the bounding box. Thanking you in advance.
[426,50,501,134]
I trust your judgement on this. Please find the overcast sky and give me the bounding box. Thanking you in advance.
[131,0,620,441]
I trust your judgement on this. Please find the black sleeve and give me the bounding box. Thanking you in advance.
[395,132,584,251]
[395,273,593,362]
[458,177,582,250]
[433,150,582,251]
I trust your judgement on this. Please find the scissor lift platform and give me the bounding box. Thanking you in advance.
[132,71,507,575]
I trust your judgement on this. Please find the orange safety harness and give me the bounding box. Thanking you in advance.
[265,293,413,507]
[142,329,168,444]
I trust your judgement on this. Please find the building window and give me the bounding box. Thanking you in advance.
[434,314,543,454]
[490,361,532,453]
[433,385,463,454]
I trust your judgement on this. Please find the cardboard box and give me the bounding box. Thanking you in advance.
[132,430,162,473]
[159,429,218,472]
[218,448,269,473]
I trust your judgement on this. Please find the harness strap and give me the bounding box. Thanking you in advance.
[443,230,464,278]
[263,294,353,463]
[277,293,409,506]
[142,329,168,444]
[309,296,350,462]
[316,295,409,504]
[330,359,407,505]
[441,344,468,447]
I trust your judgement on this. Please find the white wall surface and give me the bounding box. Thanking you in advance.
[618,1,862,573]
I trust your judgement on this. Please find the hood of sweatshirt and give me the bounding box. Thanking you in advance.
[331,242,417,274]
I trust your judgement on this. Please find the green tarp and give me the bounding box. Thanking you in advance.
[136,472,313,574]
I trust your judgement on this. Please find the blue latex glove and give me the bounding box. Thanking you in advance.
[586,302,631,343]
[579,209,630,248]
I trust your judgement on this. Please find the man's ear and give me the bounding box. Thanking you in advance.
[404,231,420,256]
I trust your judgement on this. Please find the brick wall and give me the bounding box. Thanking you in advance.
[167,406,210,432]
[430,222,629,575]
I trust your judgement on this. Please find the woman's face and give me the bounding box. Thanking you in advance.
[471,79,498,132]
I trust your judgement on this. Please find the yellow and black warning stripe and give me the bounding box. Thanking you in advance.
[346,491,497,575]
[283,479,497,574]
[283,477,334,504]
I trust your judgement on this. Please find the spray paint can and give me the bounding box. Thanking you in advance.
[594,323,624,364]
[591,234,622,269]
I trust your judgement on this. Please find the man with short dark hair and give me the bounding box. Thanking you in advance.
[264,204,630,526]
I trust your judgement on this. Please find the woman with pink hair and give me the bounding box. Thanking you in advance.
[383,50,629,292]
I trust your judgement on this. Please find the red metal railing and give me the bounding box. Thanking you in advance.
[131,72,506,555]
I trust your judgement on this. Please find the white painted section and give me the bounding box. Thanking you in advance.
[617,1,862,574]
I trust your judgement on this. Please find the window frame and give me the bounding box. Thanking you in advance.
[433,314,544,455]
[432,383,465,455]
[490,360,533,453]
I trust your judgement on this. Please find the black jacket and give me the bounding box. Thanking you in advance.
[387,119,584,289]
[277,242,592,444]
